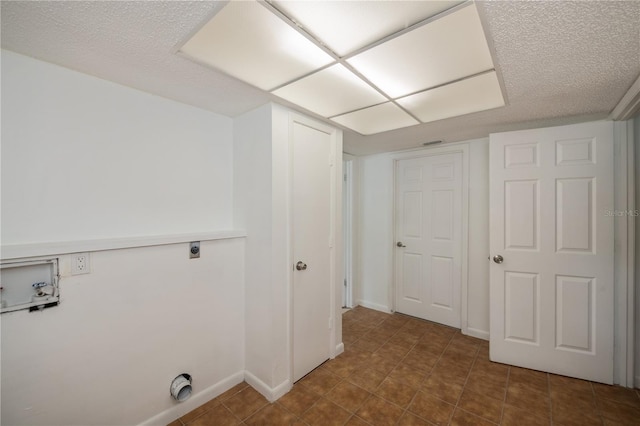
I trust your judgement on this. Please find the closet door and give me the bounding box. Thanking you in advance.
[291,117,334,382]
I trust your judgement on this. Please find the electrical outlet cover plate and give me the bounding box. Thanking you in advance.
[71,253,90,275]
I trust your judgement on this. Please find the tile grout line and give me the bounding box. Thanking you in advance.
[220,402,244,425]
[498,365,511,425]
[588,381,606,426]
[343,312,399,426]
[274,399,311,426]
[448,341,484,425]
[351,313,445,424]
[388,326,431,424]
[178,383,249,426]
[447,339,469,425]
[323,311,399,426]
[365,314,417,424]
[396,326,457,425]
[384,318,441,424]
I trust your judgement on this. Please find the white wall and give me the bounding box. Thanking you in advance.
[233,104,293,399]
[466,140,491,337]
[234,104,343,400]
[1,241,245,426]
[358,139,491,336]
[358,154,394,312]
[1,50,234,244]
[233,104,287,396]
[270,105,295,391]
[1,51,244,425]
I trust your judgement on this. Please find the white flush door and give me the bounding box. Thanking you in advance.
[395,153,462,328]
[292,118,333,382]
[489,121,614,384]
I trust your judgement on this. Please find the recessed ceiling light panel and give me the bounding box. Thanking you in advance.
[347,3,495,98]
[397,71,505,123]
[179,0,505,136]
[273,64,387,117]
[273,0,463,57]
[331,103,419,135]
[180,1,334,91]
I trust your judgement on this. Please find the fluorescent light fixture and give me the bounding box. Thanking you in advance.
[273,64,387,117]
[397,71,505,123]
[273,1,463,57]
[180,1,505,135]
[179,1,334,91]
[331,103,419,135]
[347,3,494,98]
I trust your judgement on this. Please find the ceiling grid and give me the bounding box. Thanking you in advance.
[179,0,505,135]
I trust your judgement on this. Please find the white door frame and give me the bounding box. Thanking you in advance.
[390,143,471,334]
[613,120,636,387]
[286,112,343,386]
[342,157,354,308]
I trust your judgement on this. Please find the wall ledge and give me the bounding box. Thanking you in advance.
[1,230,247,260]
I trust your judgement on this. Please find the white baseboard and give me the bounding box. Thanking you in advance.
[334,342,345,357]
[356,299,391,314]
[139,370,244,426]
[244,370,291,402]
[270,378,292,401]
[244,370,272,402]
[463,327,490,341]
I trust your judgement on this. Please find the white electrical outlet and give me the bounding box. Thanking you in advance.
[71,253,90,275]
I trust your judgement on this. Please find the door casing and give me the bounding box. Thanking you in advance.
[343,158,354,308]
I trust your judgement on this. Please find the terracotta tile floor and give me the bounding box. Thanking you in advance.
[170,306,640,426]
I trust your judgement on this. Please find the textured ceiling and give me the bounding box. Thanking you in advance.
[0,1,270,116]
[2,1,639,155]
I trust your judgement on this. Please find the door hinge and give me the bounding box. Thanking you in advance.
[328,317,332,330]
[344,279,347,287]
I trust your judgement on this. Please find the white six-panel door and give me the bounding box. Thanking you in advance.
[395,153,463,328]
[489,121,614,384]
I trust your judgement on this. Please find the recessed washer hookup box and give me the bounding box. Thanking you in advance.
[1,259,60,313]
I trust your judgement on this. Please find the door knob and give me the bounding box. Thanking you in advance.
[396,242,406,248]
[296,261,308,271]
[493,255,504,264]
